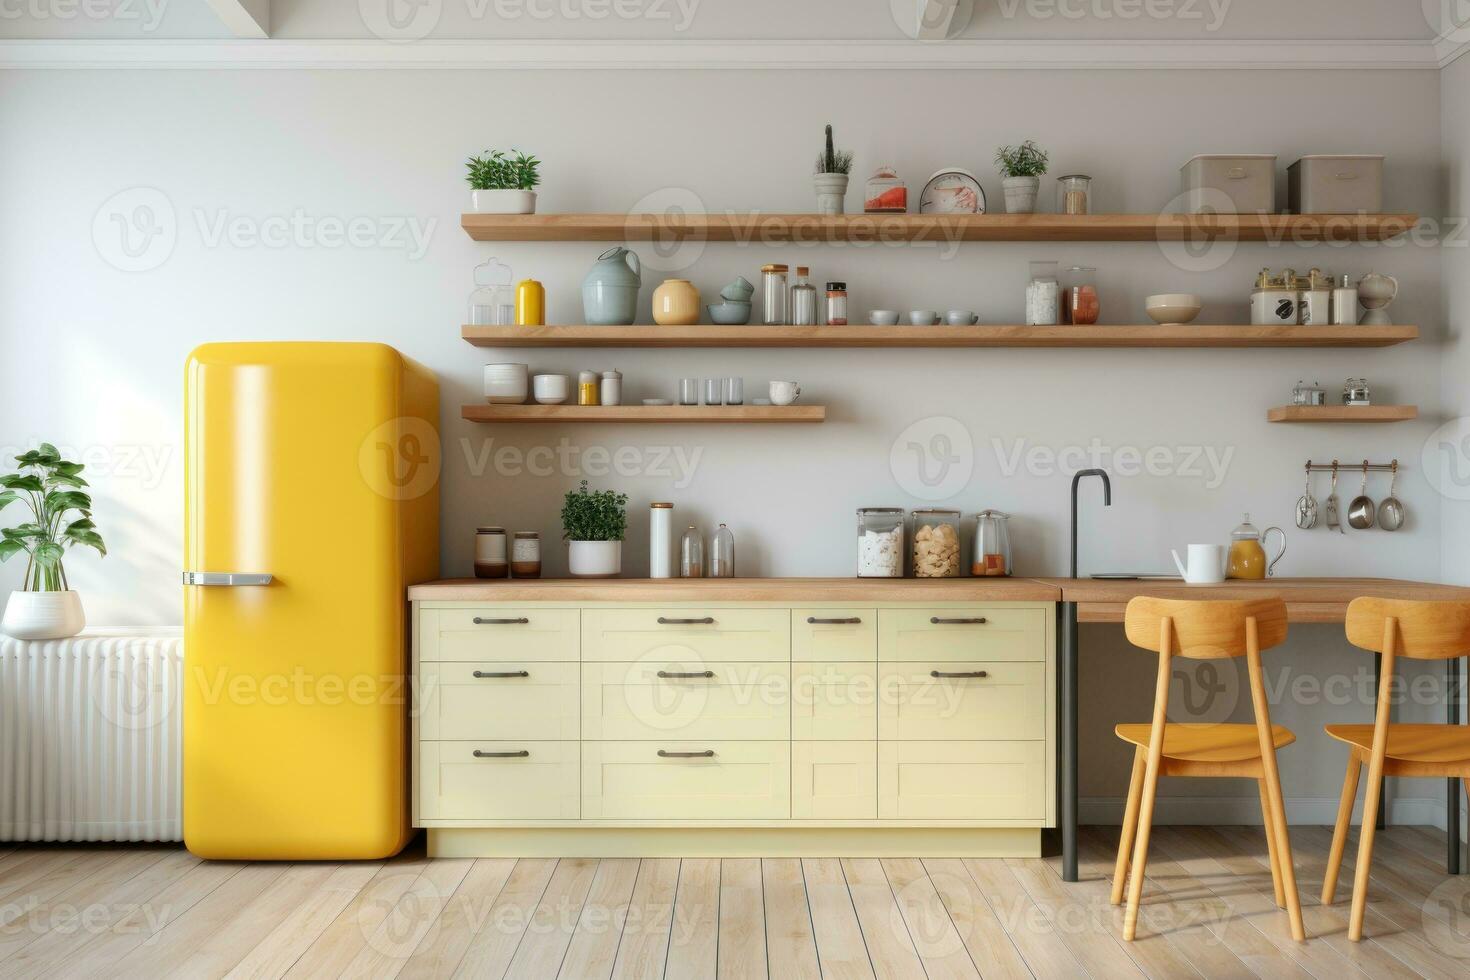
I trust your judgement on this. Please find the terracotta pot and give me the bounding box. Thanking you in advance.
[652,279,701,326]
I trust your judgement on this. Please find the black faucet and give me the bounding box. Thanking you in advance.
[1070,468,1112,578]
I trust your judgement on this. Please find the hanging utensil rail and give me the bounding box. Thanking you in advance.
[1305,459,1399,473]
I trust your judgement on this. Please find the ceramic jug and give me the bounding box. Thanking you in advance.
[1172,544,1227,585]
[1226,513,1286,580]
[582,247,641,326]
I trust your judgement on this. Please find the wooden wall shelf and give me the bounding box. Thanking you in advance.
[463,324,1419,349]
[462,404,825,423]
[462,212,1419,244]
[1266,405,1418,424]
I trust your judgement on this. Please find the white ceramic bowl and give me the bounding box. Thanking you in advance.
[532,373,570,405]
[1145,294,1203,326]
[868,310,900,326]
[484,363,529,403]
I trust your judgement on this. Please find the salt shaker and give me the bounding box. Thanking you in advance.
[600,369,622,406]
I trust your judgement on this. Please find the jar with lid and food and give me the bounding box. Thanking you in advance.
[511,531,541,578]
[474,527,508,578]
[1025,260,1061,326]
[856,508,904,578]
[710,524,735,578]
[761,264,789,325]
[972,510,1012,577]
[826,282,848,325]
[791,267,818,326]
[1057,174,1092,215]
[910,509,961,578]
[1063,266,1099,325]
[864,167,907,213]
[1291,380,1326,406]
[1251,268,1298,326]
[1343,378,1371,406]
[680,526,705,578]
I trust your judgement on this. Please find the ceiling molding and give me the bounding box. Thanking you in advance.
[0,38,1447,71]
[1434,30,1470,69]
[203,0,270,39]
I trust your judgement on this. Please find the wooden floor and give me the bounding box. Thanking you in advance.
[1,825,1468,979]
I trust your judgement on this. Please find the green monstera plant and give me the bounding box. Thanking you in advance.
[0,443,106,592]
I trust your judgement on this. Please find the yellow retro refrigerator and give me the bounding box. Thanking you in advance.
[183,343,439,860]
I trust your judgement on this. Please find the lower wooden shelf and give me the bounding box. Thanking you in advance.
[1266,405,1418,423]
[462,404,825,423]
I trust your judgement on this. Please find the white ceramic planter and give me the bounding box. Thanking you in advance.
[2,590,86,640]
[813,173,849,215]
[471,189,538,215]
[1003,176,1040,214]
[568,540,622,579]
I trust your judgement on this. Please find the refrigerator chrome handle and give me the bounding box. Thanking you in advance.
[182,572,273,587]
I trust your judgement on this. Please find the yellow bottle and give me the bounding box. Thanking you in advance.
[515,279,545,326]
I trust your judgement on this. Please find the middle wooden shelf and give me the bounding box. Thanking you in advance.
[462,323,1418,349]
[462,404,826,423]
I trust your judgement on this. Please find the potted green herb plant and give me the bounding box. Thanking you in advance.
[562,480,628,578]
[813,124,854,215]
[465,149,541,214]
[995,140,1050,214]
[0,443,106,640]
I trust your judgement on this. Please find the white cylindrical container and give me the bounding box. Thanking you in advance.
[600,369,622,406]
[649,503,673,579]
[1331,275,1359,326]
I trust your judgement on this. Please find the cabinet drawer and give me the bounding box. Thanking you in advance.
[582,609,789,663]
[792,662,878,741]
[418,741,579,821]
[424,608,580,663]
[582,741,790,820]
[583,662,789,741]
[793,741,877,819]
[419,662,579,741]
[879,741,1044,820]
[878,662,1044,741]
[879,608,1045,663]
[791,609,877,661]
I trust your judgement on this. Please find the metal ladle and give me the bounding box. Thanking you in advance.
[1347,461,1376,530]
[1379,461,1405,532]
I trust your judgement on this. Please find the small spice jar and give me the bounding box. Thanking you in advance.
[1057,174,1092,215]
[826,282,848,325]
[511,531,541,578]
[1063,266,1099,325]
[600,369,622,407]
[578,370,600,406]
[474,527,508,579]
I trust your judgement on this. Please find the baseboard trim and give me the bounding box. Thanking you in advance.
[429,826,1041,858]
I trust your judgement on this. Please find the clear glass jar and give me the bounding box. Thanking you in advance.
[1343,378,1371,405]
[761,264,789,325]
[1025,260,1060,326]
[511,531,541,579]
[1063,266,1099,325]
[791,267,818,326]
[1057,174,1092,215]
[469,257,516,326]
[910,509,961,578]
[856,507,904,578]
[972,510,1012,577]
[710,524,735,578]
[474,527,507,579]
[1291,380,1326,406]
[826,282,848,325]
[680,526,705,578]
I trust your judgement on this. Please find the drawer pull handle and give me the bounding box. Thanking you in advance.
[807,617,862,625]
[930,617,987,625]
[473,670,530,679]
[473,749,531,759]
[930,670,989,679]
[657,670,715,679]
[473,617,530,625]
[658,749,716,758]
[657,616,715,625]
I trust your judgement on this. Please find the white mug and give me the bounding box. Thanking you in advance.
[1171,543,1227,585]
[769,381,801,406]
[946,310,979,325]
[532,373,570,405]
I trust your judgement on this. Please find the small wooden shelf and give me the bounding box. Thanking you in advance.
[1266,405,1418,424]
[462,404,825,423]
[462,212,1419,244]
[463,324,1419,349]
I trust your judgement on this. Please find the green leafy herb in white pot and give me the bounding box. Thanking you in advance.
[995,140,1050,214]
[466,149,541,214]
[0,443,107,640]
[562,481,628,578]
[813,124,854,216]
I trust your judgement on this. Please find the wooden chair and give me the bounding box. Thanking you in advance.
[1320,597,1470,941]
[1111,596,1304,942]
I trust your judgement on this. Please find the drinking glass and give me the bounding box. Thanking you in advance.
[679,378,699,405]
[723,378,744,405]
[703,379,723,405]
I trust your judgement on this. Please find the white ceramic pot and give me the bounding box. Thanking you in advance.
[1002,176,1040,214]
[813,173,849,215]
[471,189,538,214]
[568,540,622,579]
[2,590,86,640]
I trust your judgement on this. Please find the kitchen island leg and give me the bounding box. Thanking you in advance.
[1061,600,1078,883]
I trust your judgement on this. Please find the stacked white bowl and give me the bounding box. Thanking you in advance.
[483,363,529,403]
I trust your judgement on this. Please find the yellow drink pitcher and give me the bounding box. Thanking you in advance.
[1226,513,1286,579]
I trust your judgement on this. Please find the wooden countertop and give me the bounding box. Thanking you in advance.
[409,577,1062,602]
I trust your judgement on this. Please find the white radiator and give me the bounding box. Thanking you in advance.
[0,630,182,842]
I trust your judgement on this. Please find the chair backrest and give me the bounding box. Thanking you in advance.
[1345,597,1470,661]
[1124,596,1288,659]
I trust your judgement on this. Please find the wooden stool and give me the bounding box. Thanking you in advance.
[1111,596,1304,942]
[1320,597,1470,941]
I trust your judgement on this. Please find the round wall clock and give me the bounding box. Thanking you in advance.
[919,169,986,215]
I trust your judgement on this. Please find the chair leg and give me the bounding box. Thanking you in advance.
[1258,779,1285,908]
[1123,752,1163,941]
[1112,748,1146,906]
[1261,747,1305,941]
[1349,751,1387,941]
[1322,754,1362,905]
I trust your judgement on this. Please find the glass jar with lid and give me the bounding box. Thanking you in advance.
[1063,266,1099,325]
[856,508,904,578]
[1057,174,1092,215]
[680,526,705,578]
[1291,380,1326,406]
[469,257,516,326]
[910,509,961,577]
[761,264,789,326]
[511,531,541,579]
[972,510,1012,577]
[1025,260,1061,326]
[790,267,818,326]
[710,524,735,578]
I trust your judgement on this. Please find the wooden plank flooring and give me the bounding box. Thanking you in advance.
[0,826,1466,979]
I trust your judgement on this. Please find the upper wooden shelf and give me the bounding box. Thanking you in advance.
[1266,405,1418,423]
[463,324,1418,349]
[461,212,1420,244]
[462,404,825,423]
